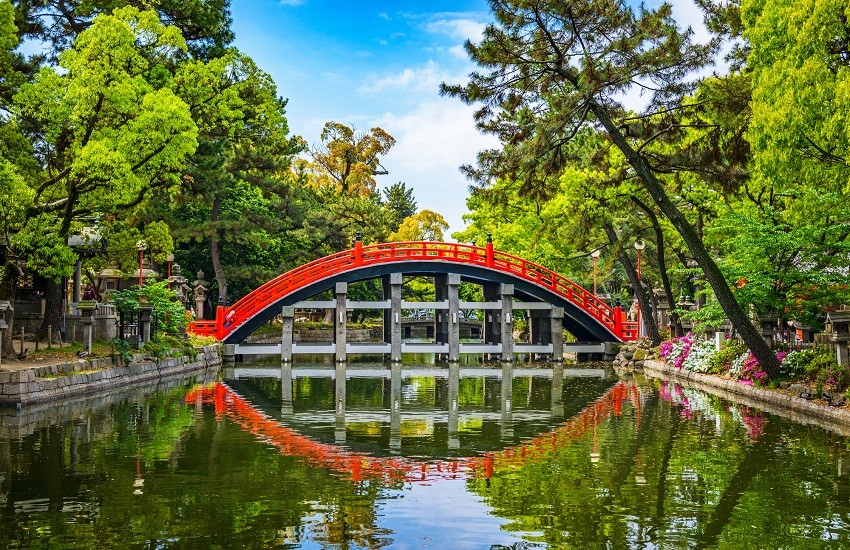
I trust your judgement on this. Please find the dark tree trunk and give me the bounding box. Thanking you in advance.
[210,196,227,305]
[591,102,781,378]
[604,223,662,345]
[632,197,683,337]
[38,278,64,343]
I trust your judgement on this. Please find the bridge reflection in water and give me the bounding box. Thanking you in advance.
[187,364,638,484]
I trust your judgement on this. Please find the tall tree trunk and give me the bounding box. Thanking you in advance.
[604,223,662,345]
[38,278,64,343]
[210,196,227,305]
[591,102,781,378]
[632,197,683,337]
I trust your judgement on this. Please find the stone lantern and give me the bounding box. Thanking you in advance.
[168,263,190,304]
[757,314,779,345]
[827,310,850,367]
[192,270,209,320]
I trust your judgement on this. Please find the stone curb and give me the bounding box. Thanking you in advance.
[643,359,850,437]
[0,344,221,407]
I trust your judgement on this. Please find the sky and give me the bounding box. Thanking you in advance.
[229,0,497,238]
[229,1,710,239]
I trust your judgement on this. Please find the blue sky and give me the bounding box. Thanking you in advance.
[229,1,709,238]
[230,0,498,237]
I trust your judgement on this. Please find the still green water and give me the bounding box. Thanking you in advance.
[1,362,850,548]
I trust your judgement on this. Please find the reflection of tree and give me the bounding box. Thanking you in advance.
[466,381,850,547]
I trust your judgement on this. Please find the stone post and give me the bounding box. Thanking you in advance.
[500,362,514,440]
[280,362,294,416]
[335,363,346,443]
[280,305,294,363]
[78,301,96,354]
[501,284,514,362]
[388,274,402,362]
[390,362,402,452]
[448,274,460,362]
[192,271,209,320]
[551,363,564,418]
[827,310,850,370]
[335,282,347,362]
[138,305,153,345]
[551,307,564,362]
[448,362,460,450]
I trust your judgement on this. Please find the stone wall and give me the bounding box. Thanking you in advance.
[0,344,220,406]
[0,365,219,440]
[642,359,850,437]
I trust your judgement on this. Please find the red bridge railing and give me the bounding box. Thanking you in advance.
[185,381,639,483]
[188,241,638,342]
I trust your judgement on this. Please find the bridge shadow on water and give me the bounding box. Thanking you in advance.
[189,360,634,484]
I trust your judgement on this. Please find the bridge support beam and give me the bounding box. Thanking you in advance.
[551,307,564,362]
[448,362,460,449]
[280,305,294,363]
[335,282,347,362]
[383,274,403,362]
[390,363,401,451]
[335,363,346,442]
[437,274,461,362]
[501,284,514,362]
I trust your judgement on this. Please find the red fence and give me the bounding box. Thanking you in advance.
[189,241,638,342]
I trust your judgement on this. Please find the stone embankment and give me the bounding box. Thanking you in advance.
[0,345,220,407]
[614,341,850,436]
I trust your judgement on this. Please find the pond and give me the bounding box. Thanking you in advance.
[1,360,850,548]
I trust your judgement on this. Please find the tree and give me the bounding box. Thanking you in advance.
[442,0,781,375]
[299,122,395,198]
[382,181,416,231]
[12,0,234,62]
[9,7,199,338]
[388,210,449,242]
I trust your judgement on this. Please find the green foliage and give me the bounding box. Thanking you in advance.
[708,340,748,374]
[111,337,133,366]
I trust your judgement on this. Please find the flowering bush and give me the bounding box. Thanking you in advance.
[659,332,695,369]
[737,352,769,386]
[682,338,716,373]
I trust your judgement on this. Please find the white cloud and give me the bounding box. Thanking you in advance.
[423,18,487,42]
[378,12,390,20]
[358,60,466,96]
[372,99,499,237]
[279,0,304,6]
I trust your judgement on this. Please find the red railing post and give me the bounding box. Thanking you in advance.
[215,305,225,339]
[354,231,363,265]
[485,234,494,268]
[613,303,624,339]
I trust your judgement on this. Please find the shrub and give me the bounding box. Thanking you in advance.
[708,340,747,374]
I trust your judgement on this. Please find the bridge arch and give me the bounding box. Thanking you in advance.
[190,241,637,344]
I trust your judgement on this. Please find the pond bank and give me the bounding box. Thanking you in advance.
[0,344,221,407]
[642,358,850,437]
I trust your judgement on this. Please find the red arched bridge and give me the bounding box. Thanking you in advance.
[189,241,638,353]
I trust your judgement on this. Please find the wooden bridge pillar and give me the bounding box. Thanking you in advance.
[501,284,514,362]
[483,283,501,351]
[382,274,403,362]
[280,362,293,416]
[551,307,564,362]
[280,305,294,363]
[335,282,347,362]
[390,362,402,451]
[335,363,346,443]
[436,274,461,362]
[448,362,460,449]
[501,362,514,440]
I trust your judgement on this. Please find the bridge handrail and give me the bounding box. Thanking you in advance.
[189,241,632,341]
